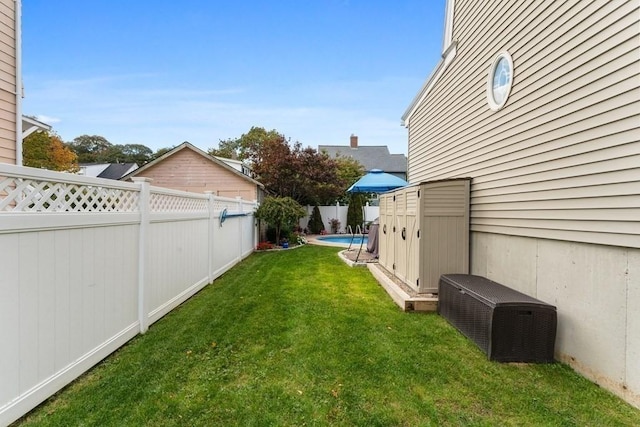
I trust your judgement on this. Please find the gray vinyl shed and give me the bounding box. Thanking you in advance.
[378,179,470,294]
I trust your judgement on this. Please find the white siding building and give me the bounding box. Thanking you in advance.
[403,0,640,407]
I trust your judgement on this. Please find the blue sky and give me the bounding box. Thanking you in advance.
[22,1,446,155]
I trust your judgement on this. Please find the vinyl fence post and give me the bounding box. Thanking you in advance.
[132,177,152,334]
[253,199,258,250]
[205,191,215,282]
[237,196,243,259]
[364,201,369,224]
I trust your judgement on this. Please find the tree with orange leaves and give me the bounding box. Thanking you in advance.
[23,130,79,172]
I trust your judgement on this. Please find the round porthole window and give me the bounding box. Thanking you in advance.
[487,51,513,110]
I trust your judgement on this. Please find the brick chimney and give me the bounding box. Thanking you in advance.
[350,134,358,148]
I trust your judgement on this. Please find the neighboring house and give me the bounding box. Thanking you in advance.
[0,0,19,165]
[215,156,256,179]
[22,115,52,139]
[78,163,139,180]
[122,142,264,201]
[319,135,407,180]
[402,0,639,407]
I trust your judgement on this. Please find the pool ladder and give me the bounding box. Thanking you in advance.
[346,224,366,262]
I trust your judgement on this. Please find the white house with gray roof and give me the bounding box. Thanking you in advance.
[319,135,407,180]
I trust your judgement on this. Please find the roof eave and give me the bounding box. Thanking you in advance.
[21,115,52,139]
[401,41,457,128]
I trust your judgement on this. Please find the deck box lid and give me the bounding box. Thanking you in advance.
[440,274,556,310]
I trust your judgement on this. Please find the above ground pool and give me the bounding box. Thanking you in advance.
[316,235,368,245]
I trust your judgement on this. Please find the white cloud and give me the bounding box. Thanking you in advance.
[22,72,411,155]
[35,114,61,124]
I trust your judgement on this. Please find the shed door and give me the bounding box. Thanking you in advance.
[419,179,470,293]
[378,194,394,272]
[394,190,408,283]
[405,187,420,293]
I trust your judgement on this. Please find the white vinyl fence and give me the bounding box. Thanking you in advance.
[299,202,379,233]
[0,163,257,426]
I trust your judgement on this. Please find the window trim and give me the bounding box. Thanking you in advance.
[486,51,513,111]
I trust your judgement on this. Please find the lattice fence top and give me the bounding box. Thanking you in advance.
[0,176,139,213]
[1,165,258,214]
[212,198,241,214]
[149,192,208,213]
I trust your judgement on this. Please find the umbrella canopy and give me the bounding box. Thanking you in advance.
[347,169,408,193]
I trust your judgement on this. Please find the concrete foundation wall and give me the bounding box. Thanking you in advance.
[471,232,640,408]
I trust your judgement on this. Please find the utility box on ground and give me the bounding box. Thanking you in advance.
[378,178,471,294]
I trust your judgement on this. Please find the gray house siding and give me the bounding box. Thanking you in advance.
[405,0,640,408]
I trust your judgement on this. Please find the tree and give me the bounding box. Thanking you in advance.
[346,193,365,231]
[212,127,302,200]
[208,138,240,159]
[254,196,306,245]
[334,155,366,203]
[50,138,79,172]
[292,144,346,205]
[68,135,112,163]
[307,205,325,234]
[211,126,366,205]
[67,135,154,165]
[98,144,125,163]
[23,130,78,172]
[118,144,153,165]
[213,127,356,205]
[208,127,282,161]
[150,146,175,161]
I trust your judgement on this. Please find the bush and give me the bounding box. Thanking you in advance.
[308,205,325,234]
[256,241,274,250]
[288,230,307,246]
[346,193,364,231]
[254,196,306,245]
[329,218,341,234]
[266,226,290,243]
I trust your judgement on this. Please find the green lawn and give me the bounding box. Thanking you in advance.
[17,245,640,426]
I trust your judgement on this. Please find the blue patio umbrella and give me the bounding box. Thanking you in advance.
[347,169,408,193]
[345,169,407,261]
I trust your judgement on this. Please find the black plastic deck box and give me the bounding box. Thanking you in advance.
[438,274,557,363]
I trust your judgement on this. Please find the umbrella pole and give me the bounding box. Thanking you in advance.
[355,222,366,263]
[355,235,364,262]
[355,197,367,262]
